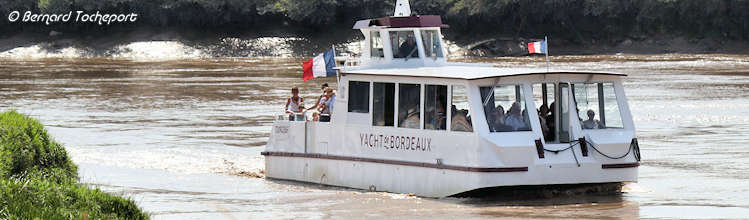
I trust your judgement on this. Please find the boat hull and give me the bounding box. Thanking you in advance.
[263,151,638,198]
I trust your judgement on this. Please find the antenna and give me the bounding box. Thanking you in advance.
[394,0,411,17]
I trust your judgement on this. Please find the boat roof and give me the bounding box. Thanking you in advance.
[353,15,449,29]
[341,64,626,80]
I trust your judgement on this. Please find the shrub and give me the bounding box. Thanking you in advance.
[0,110,148,219]
[0,110,77,182]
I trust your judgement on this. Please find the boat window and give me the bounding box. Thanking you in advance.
[533,83,556,142]
[398,83,421,129]
[390,31,419,59]
[348,81,370,113]
[424,85,447,130]
[451,85,473,132]
[370,31,384,58]
[480,84,531,132]
[373,82,395,126]
[420,30,443,58]
[573,83,623,129]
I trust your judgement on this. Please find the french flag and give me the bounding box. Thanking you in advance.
[528,40,547,54]
[302,49,336,81]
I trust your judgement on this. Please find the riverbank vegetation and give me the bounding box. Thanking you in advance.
[1,0,748,56]
[2,0,747,40]
[0,110,148,219]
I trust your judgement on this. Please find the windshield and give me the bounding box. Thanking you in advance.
[572,82,623,129]
[390,30,419,59]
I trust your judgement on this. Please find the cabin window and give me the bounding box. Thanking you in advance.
[420,30,443,58]
[481,84,531,132]
[424,85,447,130]
[533,83,557,142]
[572,83,623,129]
[451,85,473,132]
[371,31,384,58]
[373,82,395,126]
[348,81,370,113]
[398,83,421,129]
[390,31,419,59]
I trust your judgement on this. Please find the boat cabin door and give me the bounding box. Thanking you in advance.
[538,82,582,144]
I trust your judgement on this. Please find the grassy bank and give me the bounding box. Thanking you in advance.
[0,110,148,219]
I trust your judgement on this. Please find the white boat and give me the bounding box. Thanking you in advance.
[262,0,640,198]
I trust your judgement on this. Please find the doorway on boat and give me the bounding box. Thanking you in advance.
[532,82,573,144]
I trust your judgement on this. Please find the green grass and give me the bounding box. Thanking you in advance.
[0,110,148,219]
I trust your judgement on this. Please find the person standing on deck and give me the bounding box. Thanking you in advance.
[318,87,336,122]
[284,86,304,121]
[306,83,329,121]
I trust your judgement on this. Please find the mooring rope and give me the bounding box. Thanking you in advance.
[541,137,640,165]
[583,139,636,160]
[543,141,582,167]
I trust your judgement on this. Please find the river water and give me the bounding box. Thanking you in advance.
[1,54,748,219]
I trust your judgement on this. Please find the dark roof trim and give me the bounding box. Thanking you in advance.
[353,15,449,29]
[342,71,627,80]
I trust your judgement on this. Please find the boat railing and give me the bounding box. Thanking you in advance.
[276,112,306,122]
[275,112,332,122]
[336,56,360,69]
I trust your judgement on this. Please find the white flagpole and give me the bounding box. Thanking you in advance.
[332,45,340,83]
[545,36,550,72]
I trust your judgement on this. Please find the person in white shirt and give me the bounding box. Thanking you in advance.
[504,102,526,131]
[284,86,304,121]
[318,87,336,122]
[582,109,605,129]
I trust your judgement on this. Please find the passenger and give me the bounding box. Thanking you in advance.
[504,102,525,131]
[582,109,605,129]
[284,86,304,121]
[318,87,336,122]
[397,33,418,58]
[306,83,329,121]
[522,109,530,129]
[451,105,473,132]
[400,107,420,128]
[428,101,446,130]
[546,102,556,140]
[491,105,513,132]
[538,105,550,139]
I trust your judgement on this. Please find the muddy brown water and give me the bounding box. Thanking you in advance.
[1,54,748,219]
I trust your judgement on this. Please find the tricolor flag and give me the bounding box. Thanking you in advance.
[528,40,547,54]
[302,49,336,81]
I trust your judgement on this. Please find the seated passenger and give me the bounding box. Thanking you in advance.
[318,88,335,122]
[491,105,513,132]
[428,102,446,130]
[397,33,419,58]
[400,107,420,128]
[504,102,525,131]
[284,86,304,121]
[451,105,473,132]
[582,109,605,129]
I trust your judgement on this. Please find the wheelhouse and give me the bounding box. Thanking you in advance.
[353,15,449,67]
